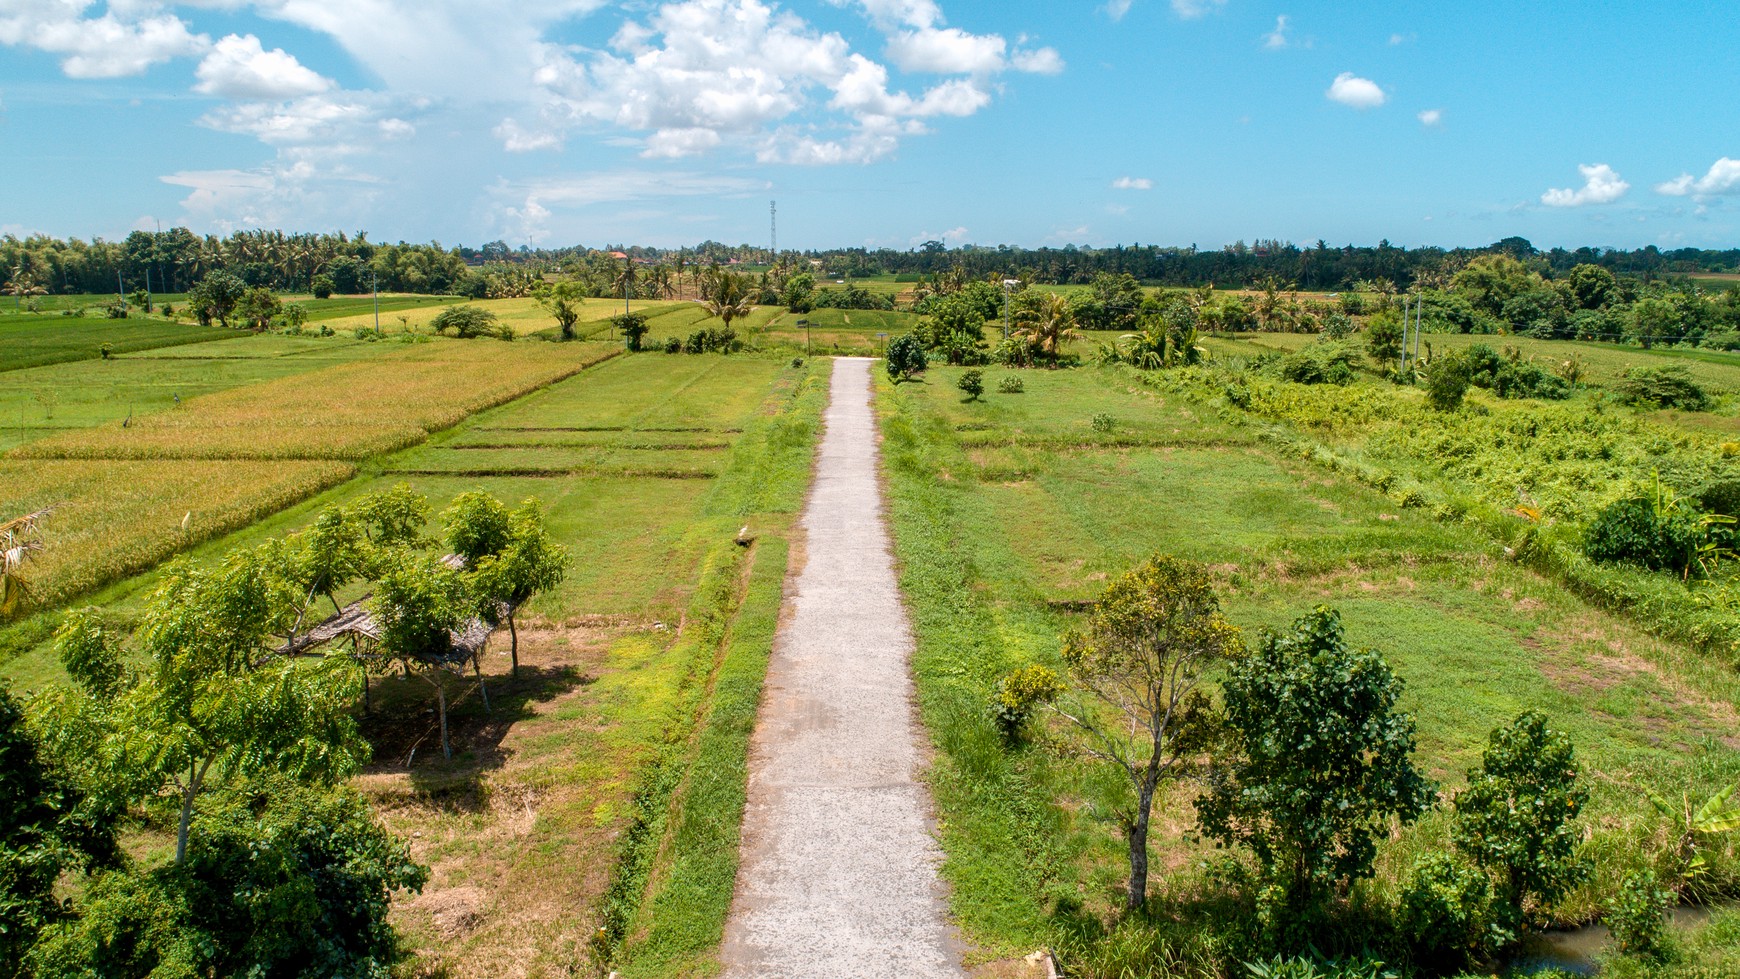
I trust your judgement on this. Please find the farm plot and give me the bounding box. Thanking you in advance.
[0,351,827,979]
[0,315,240,371]
[878,364,1740,970]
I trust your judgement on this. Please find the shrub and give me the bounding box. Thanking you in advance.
[790,357,804,368]
[1090,412,1115,433]
[989,663,1062,742]
[1398,853,1493,968]
[885,333,927,381]
[1423,354,1471,411]
[103,300,128,319]
[1607,867,1672,960]
[997,375,1025,394]
[1584,478,1727,578]
[663,336,681,353]
[992,335,1033,368]
[683,325,737,354]
[1616,365,1712,411]
[1277,344,1357,385]
[957,369,984,401]
[310,274,335,300]
[99,342,113,361]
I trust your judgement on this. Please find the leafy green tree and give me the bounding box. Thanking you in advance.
[885,332,928,382]
[310,273,335,299]
[431,304,505,339]
[0,687,120,971]
[235,286,281,330]
[471,501,568,678]
[289,507,371,614]
[1365,310,1404,370]
[925,292,988,365]
[1607,868,1672,960]
[101,550,368,864]
[956,369,984,402]
[1054,556,1242,911]
[1453,710,1588,937]
[1196,606,1434,914]
[614,312,650,351]
[1565,263,1619,310]
[442,492,513,567]
[370,551,474,760]
[783,271,816,313]
[1452,254,1537,317]
[538,282,585,340]
[1423,352,1471,411]
[352,483,432,548]
[27,785,426,979]
[186,270,246,327]
[1397,853,1495,970]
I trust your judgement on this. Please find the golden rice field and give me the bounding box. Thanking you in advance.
[0,458,356,609]
[316,297,690,338]
[10,340,619,461]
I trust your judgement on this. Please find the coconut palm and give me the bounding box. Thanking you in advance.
[613,258,638,314]
[703,269,755,330]
[1016,292,1080,359]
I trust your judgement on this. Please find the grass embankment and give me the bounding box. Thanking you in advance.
[1,352,826,979]
[877,364,1740,976]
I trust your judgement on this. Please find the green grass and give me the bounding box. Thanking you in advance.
[877,364,1740,974]
[0,316,242,371]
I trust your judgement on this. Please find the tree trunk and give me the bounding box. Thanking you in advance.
[474,657,491,714]
[1126,790,1152,912]
[437,683,451,760]
[175,760,208,865]
[508,612,519,679]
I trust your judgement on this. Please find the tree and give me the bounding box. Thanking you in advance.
[352,483,432,548]
[0,687,119,970]
[538,283,584,340]
[100,550,368,864]
[703,269,755,330]
[956,369,984,401]
[431,304,505,339]
[614,257,639,314]
[926,292,988,365]
[1015,291,1080,358]
[1423,352,1471,411]
[186,270,246,327]
[370,551,475,760]
[1196,606,1434,915]
[1453,710,1588,939]
[1452,254,1537,318]
[235,286,281,331]
[471,501,568,678]
[1365,310,1404,370]
[1565,263,1619,311]
[615,312,650,351]
[1052,556,1242,911]
[884,332,928,382]
[784,271,816,312]
[442,492,513,567]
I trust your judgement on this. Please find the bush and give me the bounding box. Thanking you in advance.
[1584,481,1725,578]
[99,343,113,361]
[989,663,1062,742]
[957,369,984,401]
[1090,412,1115,433]
[103,300,128,319]
[997,375,1025,394]
[663,336,681,354]
[1607,867,1672,960]
[992,335,1033,367]
[683,325,737,354]
[614,312,649,351]
[1398,853,1493,968]
[1423,355,1471,411]
[310,275,334,300]
[1277,344,1358,385]
[885,333,927,381]
[1616,365,1712,411]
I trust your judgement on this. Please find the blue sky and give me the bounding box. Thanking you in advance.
[1,0,1735,251]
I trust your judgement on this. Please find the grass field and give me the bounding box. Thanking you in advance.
[877,363,1740,975]
[0,350,827,979]
[0,316,241,371]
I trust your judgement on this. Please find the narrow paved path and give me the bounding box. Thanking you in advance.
[720,357,964,978]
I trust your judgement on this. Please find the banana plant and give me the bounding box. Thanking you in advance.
[1648,781,1740,897]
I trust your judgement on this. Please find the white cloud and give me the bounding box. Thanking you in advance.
[494,117,562,152]
[1263,15,1289,50]
[1541,163,1629,207]
[1417,108,1442,127]
[1171,0,1227,19]
[194,34,331,99]
[0,4,208,78]
[492,170,766,210]
[1011,47,1063,74]
[198,93,404,148]
[1656,158,1740,198]
[1389,32,1415,45]
[1326,72,1385,109]
[643,126,725,158]
[1104,0,1133,21]
[887,27,1006,74]
[1111,176,1152,190]
[161,156,382,232]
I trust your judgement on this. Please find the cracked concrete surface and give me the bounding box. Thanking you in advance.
[719,357,965,979]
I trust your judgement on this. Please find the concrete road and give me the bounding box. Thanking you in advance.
[719,357,965,978]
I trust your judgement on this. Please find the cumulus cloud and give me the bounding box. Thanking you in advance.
[887,27,1006,74]
[198,93,408,149]
[1172,0,1227,19]
[194,34,331,99]
[1104,0,1133,21]
[1263,15,1289,50]
[1541,163,1629,207]
[1326,72,1385,109]
[0,3,208,78]
[1656,158,1740,198]
[1417,108,1442,127]
[162,156,381,232]
[1111,176,1152,190]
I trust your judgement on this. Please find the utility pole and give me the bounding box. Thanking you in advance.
[373,273,380,334]
[769,200,777,261]
[1002,278,1019,339]
[117,270,125,308]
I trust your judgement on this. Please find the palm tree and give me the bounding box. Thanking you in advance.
[703,269,755,330]
[1016,292,1079,359]
[613,257,638,315]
